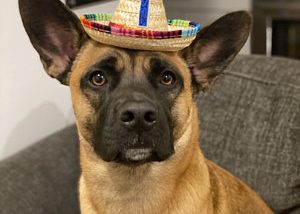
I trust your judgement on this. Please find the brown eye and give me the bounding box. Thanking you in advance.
[90,71,106,86]
[160,70,176,86]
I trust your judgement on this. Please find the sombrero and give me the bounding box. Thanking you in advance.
[80,0,201,51]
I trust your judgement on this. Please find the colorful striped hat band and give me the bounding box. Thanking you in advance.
[80,0,201,51]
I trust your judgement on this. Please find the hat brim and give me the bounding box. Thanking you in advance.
[80,14,201,51]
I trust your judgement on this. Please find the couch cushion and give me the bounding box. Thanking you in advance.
[198,55,300,213]
[0,125,80,214]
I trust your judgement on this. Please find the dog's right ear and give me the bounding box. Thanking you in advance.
[19,0,87,85]
[180,11,252,93]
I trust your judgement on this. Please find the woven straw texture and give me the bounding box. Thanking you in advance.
[80,0,201,51]
[84,26,196,51]
[111,0,168,30]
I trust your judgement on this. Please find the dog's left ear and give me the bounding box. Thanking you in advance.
[19,0,88,85]
[180,11,252,92]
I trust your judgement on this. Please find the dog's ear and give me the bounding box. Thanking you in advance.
[180,11,252,92]
[19,0,87,85]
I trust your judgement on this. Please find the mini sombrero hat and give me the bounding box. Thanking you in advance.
[80,0,201,51]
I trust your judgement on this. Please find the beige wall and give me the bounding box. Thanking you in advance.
[0,0,118,160]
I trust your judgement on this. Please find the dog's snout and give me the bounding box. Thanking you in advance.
[120,102,157,130]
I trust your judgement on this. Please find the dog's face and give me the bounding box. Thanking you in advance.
[19,0,251,164]
[70,46,193,163]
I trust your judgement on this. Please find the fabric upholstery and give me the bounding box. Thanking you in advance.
[0,55,299,213]
[0,126,80,214]
[198,55,300,213]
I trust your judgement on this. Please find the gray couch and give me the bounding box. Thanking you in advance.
[0,55,299,214]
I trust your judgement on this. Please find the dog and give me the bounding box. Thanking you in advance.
[19,0,273,213]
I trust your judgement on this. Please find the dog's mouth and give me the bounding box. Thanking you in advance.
[114,137,163,164]
[124,148,152,161]
[110,135,174,165]
[115,147,169,166]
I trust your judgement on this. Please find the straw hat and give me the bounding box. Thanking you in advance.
[80,0,201,51]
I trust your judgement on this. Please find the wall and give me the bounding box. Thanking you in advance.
[0,0,118,160]
[0,0,251,160]
[164,0,252,54]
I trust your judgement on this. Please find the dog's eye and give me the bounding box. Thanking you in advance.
[90,71,107,86]
[160,70,176,86]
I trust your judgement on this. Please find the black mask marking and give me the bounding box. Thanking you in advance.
[80,53,184,164]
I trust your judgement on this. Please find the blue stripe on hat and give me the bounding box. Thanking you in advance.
[139,0,150,27]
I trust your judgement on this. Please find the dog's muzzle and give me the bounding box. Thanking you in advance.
[93,91,174,164]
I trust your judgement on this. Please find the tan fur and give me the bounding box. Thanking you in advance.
[69,40,273,214]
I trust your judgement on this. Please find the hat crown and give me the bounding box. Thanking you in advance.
[110,0,169,31]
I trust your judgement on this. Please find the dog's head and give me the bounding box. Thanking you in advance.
[19,0,251,164]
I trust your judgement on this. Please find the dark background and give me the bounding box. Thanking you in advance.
[66,0,102,8]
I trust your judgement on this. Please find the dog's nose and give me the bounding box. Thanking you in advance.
[120,102,157,130]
